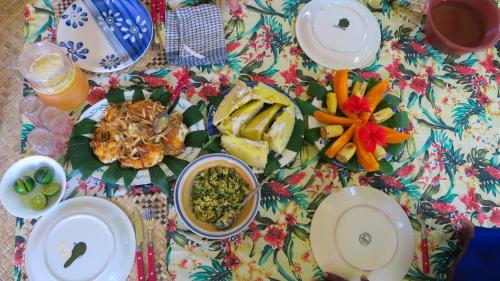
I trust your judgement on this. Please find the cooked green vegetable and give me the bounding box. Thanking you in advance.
[191,166,249,224]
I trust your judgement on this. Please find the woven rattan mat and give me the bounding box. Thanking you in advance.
[16,193,172,281]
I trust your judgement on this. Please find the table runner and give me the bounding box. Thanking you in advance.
[17,0,499,280]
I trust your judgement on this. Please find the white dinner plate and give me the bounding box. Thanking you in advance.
[310,186,414,281]
[296,0,381,69]
[25,197,135,281]
[57,0,153,72]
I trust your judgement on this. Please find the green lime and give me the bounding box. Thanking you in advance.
[13,176,35,195]
[34,167,54,184]
[40,182,60,196]
[28,193,47,210]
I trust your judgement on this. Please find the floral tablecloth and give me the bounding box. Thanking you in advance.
[16,0,499,280]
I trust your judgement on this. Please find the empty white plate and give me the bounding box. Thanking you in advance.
[25,196,135,281]
[310,186,414,281]
[296,0,381,69]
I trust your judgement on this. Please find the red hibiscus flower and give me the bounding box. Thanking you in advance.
[198,83,219,100]
[342,96,371,114]
[108,76,119,88]
[225,253,240,269]
[87,86,106,104]
[14,243,25,267]
[399,79,407,91]
[409,42,428,55]
[454,65,476,76]
[459,187,480,211]
[264,226,286,249]
[380,175,403,189]
[425,66,434,77]
[385,58,402,79]
[230,5,244,19]
[490,209,500,226]
[295,85,305,97]
[185,87,196,100]
[250,229,261,242]
[267,181,291,198]
[179,258,188,269]
[471,75,488,93]
[289,45,302,56]
[410,77,427,95]
[280,63,299,85]
[464,166,477,177]
[226,41,240,53]
[359,71,381,81]
[477,212,486,225]
[172,68,189,80]
[359,175,372,186]
[144,75,168,88]
[219,74,229,86]
[432,201,457,213]
[477,95,491,106]
[166,218,176,233]
[42,28,57,43]
[397,164,415,178]
[359,122,387,152]
[451,212,467,229]
[391,41,402,50]
[287,172,305,185]
[252,75,276,84]
[485,166,500,180]
[480,54,497,74]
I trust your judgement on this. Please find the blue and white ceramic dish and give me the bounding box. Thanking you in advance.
[57,0,153,73]
[174,154,260,240]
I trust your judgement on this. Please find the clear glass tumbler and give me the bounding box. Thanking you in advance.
[19,95,46,127]
[40,106,74,138]
[27,128,64,158]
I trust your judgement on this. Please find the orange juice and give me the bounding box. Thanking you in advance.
[17,42,89,111]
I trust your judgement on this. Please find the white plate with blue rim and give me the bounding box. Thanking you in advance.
[310,186,414,281]
[25,196,135,281]
[57,0,153,73]
[296,0,381,70]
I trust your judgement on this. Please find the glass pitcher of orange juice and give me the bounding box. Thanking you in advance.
[16,42,89,111]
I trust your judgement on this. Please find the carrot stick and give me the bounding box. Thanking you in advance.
[324,124,356,158]
[334,70,357,118]
[353,127,380,172]
[381,126,412,143]
[359,79,389,122]
[313,111,357,126]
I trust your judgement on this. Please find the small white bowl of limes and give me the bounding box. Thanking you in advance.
[0,156,66,218]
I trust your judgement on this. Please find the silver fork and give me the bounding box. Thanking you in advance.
[144,208,157,281]
[416,201,430,274]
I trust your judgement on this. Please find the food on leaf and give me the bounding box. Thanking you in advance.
[341,96,371,114]
[336,142,356,163]
[381,126,412,143]
[218,100,264,136]
[92,99,187,169]
[352,81,367,97]
[353,127,380,172]
[333,69,356,118]
[252,82,292,106]
[326,92,337,113]
[221,135,269,169]
[264,106,296,154]
[191,166,249,224]
[359,79,389,122]
[213,81,253,125]
[324,124,356,158]
[358,122,387,152]
[313,111,357,126]
[373,144,387,160]
[240,104,281,141]
[321,125,344,139]
[371,108,394,123]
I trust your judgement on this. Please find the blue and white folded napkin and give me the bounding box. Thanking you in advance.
[165,4,227,67]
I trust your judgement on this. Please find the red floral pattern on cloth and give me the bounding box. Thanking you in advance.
[15,1,500,281]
